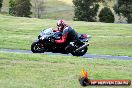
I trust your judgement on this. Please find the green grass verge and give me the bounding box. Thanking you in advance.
[0,14,132,56]
[0,52,132,88]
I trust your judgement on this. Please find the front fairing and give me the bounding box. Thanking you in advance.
[38,28,54,40]
[40,28,54,36]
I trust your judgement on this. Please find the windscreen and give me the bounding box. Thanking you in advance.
[40,28,54,37]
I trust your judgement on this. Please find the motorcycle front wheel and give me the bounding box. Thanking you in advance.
[31,42,44,53]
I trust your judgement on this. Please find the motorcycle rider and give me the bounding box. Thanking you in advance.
[54,20,79,51]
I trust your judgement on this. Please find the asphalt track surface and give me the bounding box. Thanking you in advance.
[0,49,132,60]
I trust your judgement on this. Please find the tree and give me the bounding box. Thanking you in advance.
[0,0,3,12]
[15,0,32,17]
[9,0,16,16]
[114,0,132,23]
[99,7,115,23]
[73,0,103,22]
[33,0,45,18]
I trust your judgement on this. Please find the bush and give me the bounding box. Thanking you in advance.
[0,0,3,11]
[9,0,16,16]
[99,7,115,23]
[9,0,32,17]
[113,0,132,23]
[73,0,99,22]
[15,0,32,17]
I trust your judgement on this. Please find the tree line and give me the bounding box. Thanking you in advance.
[0,0,3,12]
[73,0,132,23]
[0,0,132,23]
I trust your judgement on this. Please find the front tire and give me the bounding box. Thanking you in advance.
[31,42,44,53]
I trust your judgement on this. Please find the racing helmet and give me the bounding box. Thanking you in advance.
[57,20,66,31]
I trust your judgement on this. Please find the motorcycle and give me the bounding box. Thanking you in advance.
[31,28,91,56]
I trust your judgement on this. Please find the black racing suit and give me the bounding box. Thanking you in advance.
[55,26,79,45]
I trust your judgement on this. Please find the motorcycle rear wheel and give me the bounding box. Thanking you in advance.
[71,47,87,56]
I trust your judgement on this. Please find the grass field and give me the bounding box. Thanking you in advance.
[0,14,132,56]
[0,7,132,87]
[1,1,132,88]
[0,52,132,88]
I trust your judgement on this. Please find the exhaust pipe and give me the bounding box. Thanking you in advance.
[75,43,89,52]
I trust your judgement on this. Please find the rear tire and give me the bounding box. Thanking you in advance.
[71,47,87,56]
[31,42,44,53]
